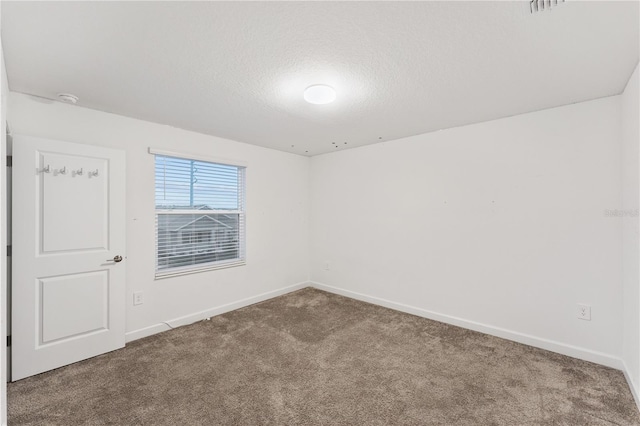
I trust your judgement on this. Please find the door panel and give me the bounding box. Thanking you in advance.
[12,135,126,381]
[41,153,108,253]
[40,271,109,344]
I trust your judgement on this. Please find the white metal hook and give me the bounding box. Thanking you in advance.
[37,165,50,174]
[72,168,83,177]
[88,169,99,178]
[54,166,67,176]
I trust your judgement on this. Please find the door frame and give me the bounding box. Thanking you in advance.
[0,84,8,426]
[0,118,8,426]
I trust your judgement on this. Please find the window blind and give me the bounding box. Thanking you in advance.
[154,154,246,278]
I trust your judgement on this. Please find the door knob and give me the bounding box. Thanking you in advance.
[107,255,123,263]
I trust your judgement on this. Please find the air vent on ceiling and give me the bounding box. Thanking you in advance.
[530,0,565,13]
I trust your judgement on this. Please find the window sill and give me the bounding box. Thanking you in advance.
[155,260,246,280]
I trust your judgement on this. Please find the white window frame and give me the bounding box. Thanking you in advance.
[150,148,246,279]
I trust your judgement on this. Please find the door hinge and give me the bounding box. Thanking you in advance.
[6,155,12,167]
[6,245,10,257]
[6,335,11,347]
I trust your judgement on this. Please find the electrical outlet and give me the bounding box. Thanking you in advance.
[323,261,330,271]
[133,291,144,306]
[577,303,591,321]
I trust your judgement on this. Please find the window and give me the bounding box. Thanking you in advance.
[153,152,246,278]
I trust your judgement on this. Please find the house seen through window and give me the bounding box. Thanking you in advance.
[154,154,246,277]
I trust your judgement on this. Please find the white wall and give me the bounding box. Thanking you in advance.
[310,95,624,367]
[622,63,640,401]
[7,92,310,341]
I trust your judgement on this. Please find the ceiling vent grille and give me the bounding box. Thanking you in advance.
[530,0,565,13]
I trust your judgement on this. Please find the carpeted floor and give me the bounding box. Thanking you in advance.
[8,287,640,425]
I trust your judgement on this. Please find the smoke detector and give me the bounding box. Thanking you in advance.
[57,93,79,104]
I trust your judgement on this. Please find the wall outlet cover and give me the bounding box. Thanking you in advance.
[577,303,591,321]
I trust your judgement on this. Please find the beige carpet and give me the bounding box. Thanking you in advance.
[8,288,640,425]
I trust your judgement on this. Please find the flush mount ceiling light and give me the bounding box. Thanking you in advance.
[304,85,336,105]
[57,93,79,104]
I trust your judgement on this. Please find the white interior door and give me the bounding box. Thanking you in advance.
[11,134,126,381]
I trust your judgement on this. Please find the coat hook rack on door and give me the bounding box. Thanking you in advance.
[37,165,99,178]
[37,165,50,174]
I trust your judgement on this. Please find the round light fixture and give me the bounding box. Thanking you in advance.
[57,93,79,104]
[304,85,336,105]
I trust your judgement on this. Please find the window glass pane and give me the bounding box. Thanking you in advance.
[155,156,239,210]
[156,213,241,271]
[154,154,245,276]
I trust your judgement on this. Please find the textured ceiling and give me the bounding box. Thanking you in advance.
[2,1,638,156]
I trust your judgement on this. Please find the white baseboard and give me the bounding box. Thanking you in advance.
[622,360,640,412]
[125,281,309,343]
[125,323,167,342]
[311,281,623,370]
